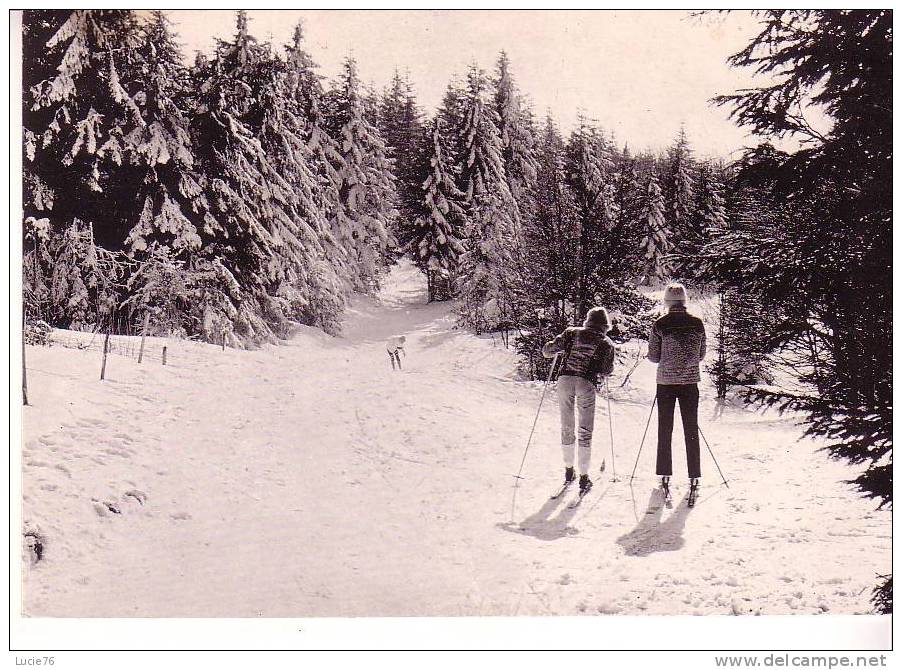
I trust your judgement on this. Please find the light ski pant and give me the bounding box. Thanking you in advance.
[557,374,596,475]
[387,349,402,370]
[655,383,701,479]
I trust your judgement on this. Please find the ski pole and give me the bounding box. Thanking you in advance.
[628,395,657,482]
[605,377,617,481]
[698,424,729,488]
[512,352,561,483]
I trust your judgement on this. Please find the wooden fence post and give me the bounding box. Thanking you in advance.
[162,345,167,366]
[100,331,110,381]
[22,343,29,406]
[138,312,150,364]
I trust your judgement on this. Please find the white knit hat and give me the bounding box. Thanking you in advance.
[663,283,688,304]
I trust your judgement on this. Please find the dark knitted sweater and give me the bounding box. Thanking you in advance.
[543,326,615,383]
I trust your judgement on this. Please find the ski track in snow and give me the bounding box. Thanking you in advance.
[21,261,890,617]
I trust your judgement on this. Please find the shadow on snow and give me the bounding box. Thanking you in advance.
[616,486,694,556]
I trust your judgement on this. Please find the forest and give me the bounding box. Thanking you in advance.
[21,10,892,610]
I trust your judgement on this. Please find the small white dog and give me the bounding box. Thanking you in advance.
[386,335,406,371]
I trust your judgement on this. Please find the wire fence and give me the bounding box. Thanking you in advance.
[21,321,225,406]
[48,330,172,365]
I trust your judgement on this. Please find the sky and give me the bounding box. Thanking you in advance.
[166,10,775,159]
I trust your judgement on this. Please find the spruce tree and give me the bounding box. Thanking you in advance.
[455,65,521,333]
[189,11,302,342]
[410,120,467,302]
[638,168,669,281]
[708,10,892,608]
[283,22,352,330]
[612,146,645,268]
[22,10,151,330]
[710,12,892,554]
[564,119,616,318]
[674,161,728,277]
[436,79,467,168]
[531,114,577,326]
[665,125,696,245]
[493,52,538,220]
[324,57,398,293]
[379,70,424,252]
[122,11,206,255]
[707,287,773,399]
[24,9,143,250]
[255,28,353,333]
[513,113,578,377]
[694,162,728,237]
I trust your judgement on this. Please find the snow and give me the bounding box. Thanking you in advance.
[20,259,890,619]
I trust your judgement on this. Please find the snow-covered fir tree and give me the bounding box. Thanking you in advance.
[638,168,670,281]
[378,70,425,255]
[513,114,578,377]
[455,65,522,333]
[493,52,538,222]
[122,11,206,256]
[435,79,467,174]
[189,11,304,343]
[665,125,696,244]
[46,220,124,330]
[613,145,645,260]
[324,57,398,293]
[694,162,728,235]
[530,114,577,325]
[251,25,354,334]
[283,22,352,331]
[24,10,143,250]
[564,118,617,318]
[410,119,467,302]
[672,160,727,278]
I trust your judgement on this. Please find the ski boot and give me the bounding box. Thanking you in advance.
[688,478,700,507]
[660,475,672,500]
[566,474,594,508]
[564,466,575,484]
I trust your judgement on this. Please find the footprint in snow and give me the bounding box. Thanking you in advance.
[23,525,45,564]
[92,499,121,516]
[124,489,148,505]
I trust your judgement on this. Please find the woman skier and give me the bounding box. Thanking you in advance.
[542,307,616,495]
[647,283,707,500]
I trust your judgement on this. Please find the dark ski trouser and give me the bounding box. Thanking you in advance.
[388,350,402,370]
[656,383,701,479]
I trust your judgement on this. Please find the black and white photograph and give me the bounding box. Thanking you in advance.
[10,6,893,656]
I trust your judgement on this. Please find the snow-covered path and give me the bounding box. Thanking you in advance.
[21,261,890,617]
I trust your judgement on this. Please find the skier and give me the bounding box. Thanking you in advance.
[386,335,406,371]
[542,307,616,495]
[647,283,707,500]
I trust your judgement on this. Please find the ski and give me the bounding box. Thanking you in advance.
[568,482,593,509]
[549,481,573,500]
